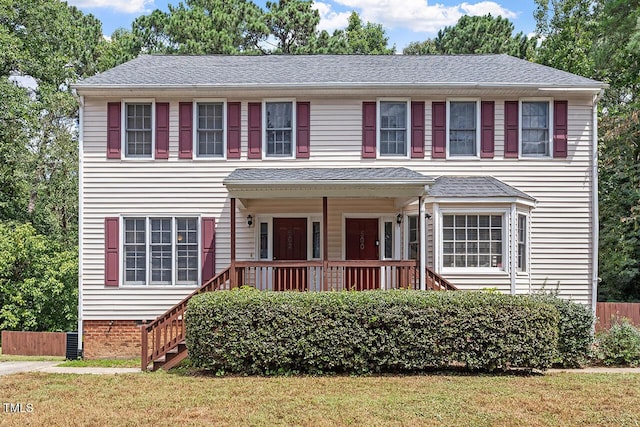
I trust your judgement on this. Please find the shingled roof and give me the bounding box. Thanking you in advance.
[224,167,433,184]
[429,176,535,201]
[75,54,605,90]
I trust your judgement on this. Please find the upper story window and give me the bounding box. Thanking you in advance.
[379,101,408,156]
[521,101,550,157]
[125,103,153,157]
[265,101,293,157]
[448,100,479,157]
[196,102,225,158]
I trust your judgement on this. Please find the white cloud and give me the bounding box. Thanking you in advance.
[314,2,352,32]
[333,0,518,33]
[66,0,154,14]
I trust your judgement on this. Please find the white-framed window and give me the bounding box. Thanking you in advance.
[194,100,226,158]
[123,216,199,286]
[517,213,527,272]
[442,213,504,270]
[264,100,295,157]
[520,100,552,157]
[123,100,155,158]
[378,99,410,157]
[407,215,419,260]
[447,99,480,157]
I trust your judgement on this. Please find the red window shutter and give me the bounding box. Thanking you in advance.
[553,100,568,158]
[247,102,262,159]
[104,217,119,287]
[227,102,241,159]
[107,102,121,159]
[155,102,169,159]
[480,101,495,158]
[178,102,193,159]
[411,101,425,158]
[362,102,376,158]
[431,102,446,159]
[201,217,216,283]
[504,101,519,158]
[296,102,310,159]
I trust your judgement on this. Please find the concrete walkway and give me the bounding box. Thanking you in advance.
[0,361,140,376]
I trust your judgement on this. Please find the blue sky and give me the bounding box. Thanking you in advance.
[67,0,538,51]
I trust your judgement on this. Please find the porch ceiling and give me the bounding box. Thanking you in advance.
[223,167,434,200]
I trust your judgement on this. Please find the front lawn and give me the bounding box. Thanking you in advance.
[0,372,638,426]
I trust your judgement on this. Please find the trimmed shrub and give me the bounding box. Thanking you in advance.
[186,290,559,375]
[595,319,640,366]
[531,293,594,367]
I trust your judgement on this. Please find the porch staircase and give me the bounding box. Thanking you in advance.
[141,264,456,371]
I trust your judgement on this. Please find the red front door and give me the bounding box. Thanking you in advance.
[345,218,380,290]
[273,218,307,290]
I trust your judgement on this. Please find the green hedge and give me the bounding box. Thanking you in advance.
[531,293,594,367]
[186,290,559,375]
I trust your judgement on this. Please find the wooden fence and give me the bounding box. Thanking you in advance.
[596,302,640,332]
[1,331,67,356]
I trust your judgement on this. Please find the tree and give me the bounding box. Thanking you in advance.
[128,0,267,55]
[265,0,320,53]
[591,0,640,301]
[403,14,534,58]
[341,11,394,54]
[0,222,77,331]
[533,0,595,76]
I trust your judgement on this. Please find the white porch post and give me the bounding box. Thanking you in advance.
[419,195,426,291]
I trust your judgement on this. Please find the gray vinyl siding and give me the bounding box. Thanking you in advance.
[81,95,595,320]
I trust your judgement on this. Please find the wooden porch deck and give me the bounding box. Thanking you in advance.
[141,261,456,371]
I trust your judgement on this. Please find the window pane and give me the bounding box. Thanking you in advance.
[380,101,407,155]
[518,214,527,272]
[150,218,171,285]
[260,222,269,259]
[176,218,198,285]
[384,221,393,259]
[125,103,152,157]
[408,215,418,260]
[313,221,321,259]
[266,102,293,156]
[197,103,224,157]
[449,102,476,156]
[124,218,146,284]
[442,214,504,269]
[522,102,549,157]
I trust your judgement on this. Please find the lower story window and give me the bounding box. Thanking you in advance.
[517,214,527,272]
[442,214,503,269]
[124,217,199,285]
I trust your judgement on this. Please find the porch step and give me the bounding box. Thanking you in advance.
[152,342,188,371]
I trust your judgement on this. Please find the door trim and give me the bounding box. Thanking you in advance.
[254,213,322,261]
[341,213,398,260]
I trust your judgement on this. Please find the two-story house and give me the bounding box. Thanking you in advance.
[73,54,605,362]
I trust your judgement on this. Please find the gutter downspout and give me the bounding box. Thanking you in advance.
[77,93,84,356]
[591,91,603,314]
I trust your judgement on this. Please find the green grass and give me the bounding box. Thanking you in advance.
[1,371,639,426]
[57,358,140,368]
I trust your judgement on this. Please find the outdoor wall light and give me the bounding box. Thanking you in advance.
[247,215,253,227]
[396,213,403,224]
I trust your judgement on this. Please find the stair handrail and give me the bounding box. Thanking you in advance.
[425,266,458,291]
[141,267,230,371]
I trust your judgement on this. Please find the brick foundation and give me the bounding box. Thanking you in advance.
[83,320,143,359]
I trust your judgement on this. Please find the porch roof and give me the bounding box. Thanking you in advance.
[223,167,434,200]
[427,176,536,204]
